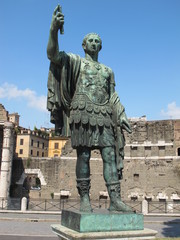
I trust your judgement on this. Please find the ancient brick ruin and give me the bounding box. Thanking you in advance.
[11,118,180,202]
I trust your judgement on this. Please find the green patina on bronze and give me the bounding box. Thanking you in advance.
[47,5,132,213]
[61,210,144,233]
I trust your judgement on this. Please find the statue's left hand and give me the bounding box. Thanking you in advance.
[120,113,132,133]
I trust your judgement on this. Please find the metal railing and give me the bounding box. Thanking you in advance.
[27,198,103,212]
[28,199,61,211]
[172,201,180,213]
[148,201,180,214]
[124,200,142,213]
[1,197,180,214]
[27,198,141,212]
[0,198,21,210]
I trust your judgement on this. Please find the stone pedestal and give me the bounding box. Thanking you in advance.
[51,225,157,240]
[51,210,157,239]
[61,210,144,232]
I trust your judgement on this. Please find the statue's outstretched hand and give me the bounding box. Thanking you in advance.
[50,5,64,33]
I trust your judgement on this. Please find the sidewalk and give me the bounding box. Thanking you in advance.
[0,211,180,238]
[0,211,61,223]
[0,212,60,238]
[0,211,180,223]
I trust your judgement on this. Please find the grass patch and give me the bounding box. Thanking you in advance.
[157,238,180,240]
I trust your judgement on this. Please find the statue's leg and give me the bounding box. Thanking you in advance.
[76,147,92,212]
[101,147,133,212]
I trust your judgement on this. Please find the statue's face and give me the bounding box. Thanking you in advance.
[83,34,101,55]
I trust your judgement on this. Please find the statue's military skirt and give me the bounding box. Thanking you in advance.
[69,94,115,148]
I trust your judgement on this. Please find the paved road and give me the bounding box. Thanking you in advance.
[0,236,56,240]
[0,212,180,239]
[145,215,180,238]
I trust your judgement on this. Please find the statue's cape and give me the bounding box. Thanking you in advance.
[110,92,132,180]
[47,53,131,179]
[47,53,81,136]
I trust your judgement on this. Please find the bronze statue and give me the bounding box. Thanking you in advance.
[47,5,132,212]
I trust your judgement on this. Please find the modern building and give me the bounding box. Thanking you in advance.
[48,136,68,157]
[15,129,49,158]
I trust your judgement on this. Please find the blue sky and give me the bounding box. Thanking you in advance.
[0,0,180,129]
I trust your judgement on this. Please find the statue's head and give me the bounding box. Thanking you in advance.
[82,33,102,54]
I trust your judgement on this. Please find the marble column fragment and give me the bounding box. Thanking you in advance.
[0,122,14,199]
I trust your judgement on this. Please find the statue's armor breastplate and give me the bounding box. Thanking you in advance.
[69,59,114,129]
[69,59,115,148]
[75,59,111,104]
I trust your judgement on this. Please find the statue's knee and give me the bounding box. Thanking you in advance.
[102,148,116,164]
[77,149,90,163]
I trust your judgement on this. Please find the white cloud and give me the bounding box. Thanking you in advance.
[0,82,47,112]
[161,102,180,119]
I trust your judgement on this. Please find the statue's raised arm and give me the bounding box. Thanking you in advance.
[47,5,64,63]
[47,6,81,136]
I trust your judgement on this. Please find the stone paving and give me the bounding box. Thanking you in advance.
[0,221,56,237]
[0,212,180,238]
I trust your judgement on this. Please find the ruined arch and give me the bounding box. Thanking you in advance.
[16,169,47,186]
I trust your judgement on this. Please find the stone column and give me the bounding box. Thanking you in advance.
[21,197,27,211]
[142,199,148,215]
[0,122,14,199]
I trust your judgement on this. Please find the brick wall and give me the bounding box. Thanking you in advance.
[11,119,180,201]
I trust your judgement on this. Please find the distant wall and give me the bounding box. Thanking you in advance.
[11,155,180,201]
[11,119,180,201]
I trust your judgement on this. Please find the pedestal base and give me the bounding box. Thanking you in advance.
[61,209,144,232]
[51,224,157,240]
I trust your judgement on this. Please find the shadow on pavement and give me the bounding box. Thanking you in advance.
[0,236,57,240]
[162,218,180,238]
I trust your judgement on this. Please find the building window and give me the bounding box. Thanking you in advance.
[54,143,59,149]
[145,146,151,151]
[177,148,180,156]
[31,139,33,146]
[145,197,152,202]
[159,146,165,157]
[133,174,139,181]
[37,151,39,157]
[42,152,44,157]
[31,150,33,156]
[37,141,40,148]
[20,139,24,145]
[30,177,41,190]
[131,196,138,201]
[131,146,138,150]
[145,146,151,157]
[19,149,23,154]
[42,143,45,149]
